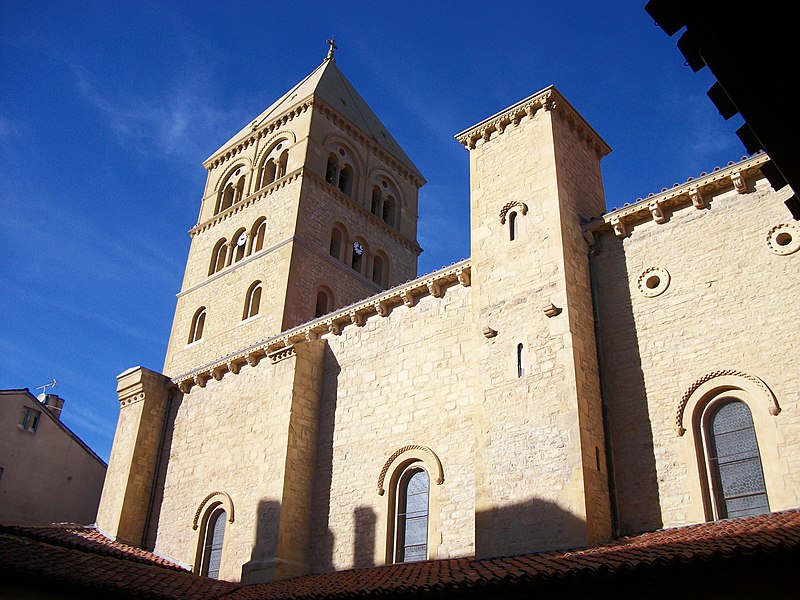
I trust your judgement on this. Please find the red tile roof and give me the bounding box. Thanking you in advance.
[228,509,800,599]
[2,510,798,599]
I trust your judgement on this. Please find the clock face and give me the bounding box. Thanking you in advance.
[237,233,247,247]
[353,241,364,255]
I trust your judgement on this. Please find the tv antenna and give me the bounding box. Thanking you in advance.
[35,379,58,398]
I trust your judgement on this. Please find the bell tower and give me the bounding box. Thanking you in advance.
[163,45,426,377]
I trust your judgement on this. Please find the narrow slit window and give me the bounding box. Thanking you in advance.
[508,211,517,241]
[516,343,525,377]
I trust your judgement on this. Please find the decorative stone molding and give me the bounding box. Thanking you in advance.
[499,201,528,224]
[637,267,671,298]
[649,202,666,224]
[766,223,800,256]
[268,345,296,364]
[584,154,769,238]
[171,261,471,386]
[675,370,780,436]
[427,281,442,298]
[483,326,498,338]
[543,303,561,317]
[193,373,207,388]
[192,491,235,530]
[455,86,611,158]
[350,311,365,326]
[376,445,444,496]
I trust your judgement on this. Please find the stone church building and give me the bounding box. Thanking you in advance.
[95,48,800,583]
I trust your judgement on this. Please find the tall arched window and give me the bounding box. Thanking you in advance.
[215,167,246,215]
[703,399,769,519]
[394,465,429,563]
[199,507,226,579]
[325,154,338,185]
[242,281,262,320]
[371,186,382,216]
[261,159,277,187]
[315,288,331,318]
[277,149,288,178]
[338,164,354,197]
[257,141,289,189]
[372,254,384,286]
[329,226,345,261]
[232,228,247,264]
[508,210,518,241]
[382,195,395,228]
[188,307,206,344]
[250,218,266,255]
[209,239,228,276]
[351,240,365,274]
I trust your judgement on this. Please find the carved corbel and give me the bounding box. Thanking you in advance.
[495,121,506,134]
[193,373,208,388]
[649,202,666,224]
[611,217,626,238]
[401,291,415,307]
[246,352,260,367]
[373,300,389,317]
[731,171,746,193]
[543,303,561,317]
[227,360,241,375]
[689,188,705,209]
[306,329,320,342]
[482,129,491,142]
[212,366,226,381]
[350,311,365,327]
[427,280,443,298]
[178,380,193,394]
[457,269,471,287]
[512,113,522,126]
[483,326,498,338]
[328,321,341,335]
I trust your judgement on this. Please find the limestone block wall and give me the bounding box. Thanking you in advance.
[308,282,476,571]
[593,171,800,534]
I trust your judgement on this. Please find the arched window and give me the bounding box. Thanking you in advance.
[209,239,228,275]
[329,225,346,261]
[508,210,518,241]
[372,254,384,286]
[232,228,247,264]
[261,159,277,187]
[188,307,206,344]
[199,507,226,579]
[516,343,525,377]
[250,218,266,255]
[703,399,769,519]
[325,154,338,185]
[242,281,262,320]
[371,186,382,216]
[315,288,331,318]
[394,465,429,563]
[351,240,365,274]
[277,150,288,178]
[338,164,354,197]
[382,195,395,228]
[215,167,246,215]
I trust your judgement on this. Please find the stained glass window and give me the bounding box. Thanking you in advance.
[395,467,429,563]
[201,508,226,579]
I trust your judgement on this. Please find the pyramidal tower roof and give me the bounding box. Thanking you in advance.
[209,49,424,181]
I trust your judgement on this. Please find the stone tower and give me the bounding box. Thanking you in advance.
[457,86,613,556]
[163,47,425,378]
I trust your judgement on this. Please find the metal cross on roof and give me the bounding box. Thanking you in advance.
[326,37,338,61]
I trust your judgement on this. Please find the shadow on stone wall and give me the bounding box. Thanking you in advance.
[143,390,183,550]
[307,344,341,573]
[591,236,662,534]
[241,499,282,583]
[353,506,376,569]
[475,497,588,559]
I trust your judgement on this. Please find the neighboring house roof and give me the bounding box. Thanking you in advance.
[3,510,799,599]
[206,57,425,182]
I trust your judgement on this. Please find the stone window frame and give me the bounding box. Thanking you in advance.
[242,281,263,321]
[329,222,349,262]
[192,491,235,578]
[377,445,444,565]
[255,137,290,190]
[675,372,790,523]
[187,307,207,345]
[208,238,228,276]
[214,162,249,215]
[19,406,41,433]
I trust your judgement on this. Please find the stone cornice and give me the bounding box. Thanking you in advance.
[189,169,302,238]
[584,153,770,238]
[172,260,471,391]
[203,101,313,171]
[455,85,611,157]
[304,170,423,255]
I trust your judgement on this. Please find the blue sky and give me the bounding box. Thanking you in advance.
[0,2,748,462]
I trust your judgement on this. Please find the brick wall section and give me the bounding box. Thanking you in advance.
[593,176,800,534]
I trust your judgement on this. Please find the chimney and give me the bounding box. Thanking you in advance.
[41,393,65,421]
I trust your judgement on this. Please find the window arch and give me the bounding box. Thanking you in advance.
[277,149,288,179]
[508,210,518,241]
[702,399,769,519]
[382,195,396,228]
[188,307,206,344]
[257,141,289,189]
[325,154,339,185]
[315,287,332,318]
[372,251,389,287]
[393,465,429,563]
[231,228,248,264]
[371,186,382,216]
[351,239,367,274]
[242,281,262,320]
[199,507,226,579]
[215,166,246,215]
[338,164,354,197]
[209,239,228,276]
[249,218,267,255]
[329,224,348,262]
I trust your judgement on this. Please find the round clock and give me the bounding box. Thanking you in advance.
[353,241,364,255]
[237,232,248,247]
